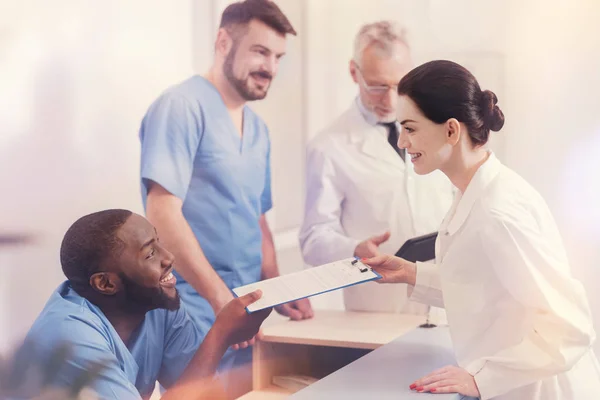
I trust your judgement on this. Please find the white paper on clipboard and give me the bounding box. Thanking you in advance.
[232,258,381,313]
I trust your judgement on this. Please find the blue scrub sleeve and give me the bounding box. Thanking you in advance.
[140,93,203,200]
[158,306,204,389]
[42,320,143,399]
[260,140,273,213]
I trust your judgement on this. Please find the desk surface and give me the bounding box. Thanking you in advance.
[261,310,425,349]
[290,326,476,400]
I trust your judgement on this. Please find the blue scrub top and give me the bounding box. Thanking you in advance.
[24,282,201,400]
[139,76,272,332]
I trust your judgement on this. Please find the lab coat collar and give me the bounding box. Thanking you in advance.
[347,100,404,168]
[446,151,502,235]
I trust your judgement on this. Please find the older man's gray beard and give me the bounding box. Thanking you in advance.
[379,114,397,123]
[223,47,271,101]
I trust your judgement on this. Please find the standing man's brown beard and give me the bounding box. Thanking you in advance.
[223,45,272,101]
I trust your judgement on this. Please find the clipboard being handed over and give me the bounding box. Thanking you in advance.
[395,232,438,262]
[232,258,381,313]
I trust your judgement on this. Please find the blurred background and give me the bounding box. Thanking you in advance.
[1,0,599,355]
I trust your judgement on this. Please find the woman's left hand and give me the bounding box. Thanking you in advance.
[409,365,480,397]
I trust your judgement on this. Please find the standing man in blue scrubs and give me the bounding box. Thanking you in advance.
[139,0,313,395]
[23,209,271,399]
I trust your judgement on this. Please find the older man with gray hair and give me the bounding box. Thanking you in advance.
[299,21,453,314]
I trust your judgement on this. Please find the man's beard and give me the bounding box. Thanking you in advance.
[119,273,180,313]
[223,46,272,101]
[378,112,397,123]
[365,97,396,123]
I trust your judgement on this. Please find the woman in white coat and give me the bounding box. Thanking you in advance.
[363,60,600,399]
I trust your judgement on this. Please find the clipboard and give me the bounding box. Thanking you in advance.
[395,232,438,262]
[232,257,381,313]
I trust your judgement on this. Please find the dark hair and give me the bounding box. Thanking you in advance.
[220,0,296,36]
[398,60,504,146]
[60,209,132,294]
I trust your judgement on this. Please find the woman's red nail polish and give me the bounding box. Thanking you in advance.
[417,387,424,392]
[431,388,437,392]
[409,384,416,390]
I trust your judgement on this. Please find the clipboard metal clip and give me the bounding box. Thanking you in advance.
[351,257,370,273]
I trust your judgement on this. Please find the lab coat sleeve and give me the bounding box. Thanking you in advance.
[139,92,203,201]
[467,208,595,400]
[158,307,203,389]
[409,261,445,308]
[298,141,360,266]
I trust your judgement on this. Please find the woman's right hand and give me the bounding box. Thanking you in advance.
[361,255,417,286]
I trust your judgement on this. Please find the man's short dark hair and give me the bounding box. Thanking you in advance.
[60,209,132,294]
[220,0,296,36]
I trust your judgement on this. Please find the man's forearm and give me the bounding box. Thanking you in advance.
[259,215,280,280]
[147,202,232,311]
[260,237,279,280]
[161,328,228,400]
[261,255,279,280]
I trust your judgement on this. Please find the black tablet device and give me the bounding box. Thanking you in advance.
[395,232,438,262]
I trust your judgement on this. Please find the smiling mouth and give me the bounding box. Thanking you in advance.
[410,152,422,161]
[251,72,271,84]
[160,270,176,284]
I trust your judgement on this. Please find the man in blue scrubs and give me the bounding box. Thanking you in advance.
[139,0,313,395]
[23,209,271,399]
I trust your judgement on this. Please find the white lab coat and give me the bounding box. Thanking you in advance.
[299,99,453,313]
[411,152,600,399]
